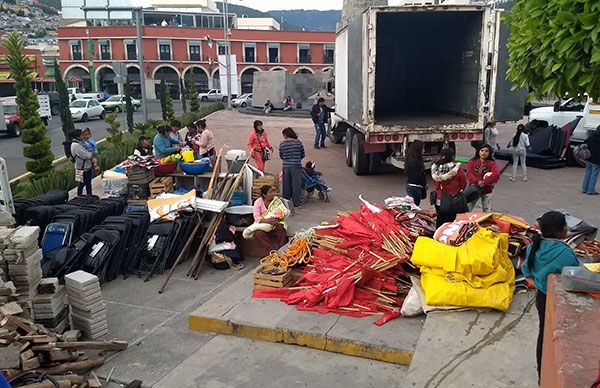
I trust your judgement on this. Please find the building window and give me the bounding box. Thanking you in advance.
[189,41,201,61]
[268,43,279,63]
[298,43,311,64]
[217,42,227,56]
[324,44,334,64]
[159,40,172,61]
[69,40,82,61]
[99,40,111,60]
[125,40,137,60]
[244,42,256,62]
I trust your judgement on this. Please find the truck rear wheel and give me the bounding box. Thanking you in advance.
[352,133,368,176]
[9,124,21,137]
[345,127,355,167]
[329,124,345,144]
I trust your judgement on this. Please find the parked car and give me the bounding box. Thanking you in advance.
[198,89,227,102]
[1,103,22,137]
[69,99,105,122]
[231,93,252,108]
[101,95,142,112]
[67,87,103,101]
[529,96,600,144]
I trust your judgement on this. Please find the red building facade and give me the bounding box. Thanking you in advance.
[57,25,335,99]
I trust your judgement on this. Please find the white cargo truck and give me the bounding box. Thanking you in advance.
[331,1,525,175]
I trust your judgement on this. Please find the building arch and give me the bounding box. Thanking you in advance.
[152,64,181,79]
[321,67,333,73]
[126,64,140,70]
[126,66,141,98]
[153,65,181,99]
[294,67,314,74]
[64,65,91,92]
[183,66,210,93]
[95,65,117,95]
[269,66,287,72]
[240,66,261,94]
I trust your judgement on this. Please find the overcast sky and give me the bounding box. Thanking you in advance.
[228,0,343,12]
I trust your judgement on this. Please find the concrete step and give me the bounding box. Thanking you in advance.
[188,267,425,365]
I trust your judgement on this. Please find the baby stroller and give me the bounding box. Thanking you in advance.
[303,171,331,202]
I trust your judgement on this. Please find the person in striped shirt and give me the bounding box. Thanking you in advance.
[279,127,305,208]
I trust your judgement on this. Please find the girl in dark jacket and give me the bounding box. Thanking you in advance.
[431,147,467,228]
[466,144,500,212]
[405,140,427,206]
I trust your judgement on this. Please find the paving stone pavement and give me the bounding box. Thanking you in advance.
[91,110,596,387]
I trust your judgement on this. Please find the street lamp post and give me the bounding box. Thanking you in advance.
[222,0,232,110]
[85,29,96,92]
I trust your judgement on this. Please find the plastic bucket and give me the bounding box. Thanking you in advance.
[181,150,195,163]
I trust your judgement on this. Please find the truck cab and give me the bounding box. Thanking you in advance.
[198,89,226,102]
[1,103,23,137]
[529,96,600,144]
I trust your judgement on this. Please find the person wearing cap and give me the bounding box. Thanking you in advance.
[153,126,182,157]
[134,135,152,157]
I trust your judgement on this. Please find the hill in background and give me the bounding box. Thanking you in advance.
[216,2,340,32]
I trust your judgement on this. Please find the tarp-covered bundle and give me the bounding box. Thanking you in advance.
[411,227,515,311]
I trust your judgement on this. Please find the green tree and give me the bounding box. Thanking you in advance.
[3,32,54,175]
[53,60,75,139]
[180,77,187,114]
[188,73,199,113]
[124,79,134,132]
[165,84,175,121]
[104,112,122,144]
[507,0,600,99]
[159,79,168,120]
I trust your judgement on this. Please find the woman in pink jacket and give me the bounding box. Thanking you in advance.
[247,120,273,172]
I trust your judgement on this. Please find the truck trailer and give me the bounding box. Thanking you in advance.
[332,1,525,175]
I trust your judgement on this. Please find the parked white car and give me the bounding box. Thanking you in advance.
[231,93,252,108]
[529,97,600,144]
[198,89,227,102]
[100,95,142,112]
[70,99,105,122]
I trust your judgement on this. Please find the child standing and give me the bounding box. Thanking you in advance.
[81,128,100,172]
[279,127,305,208]
[466,144,500,212]
[507,124,530,182]
[405,140,427,206]
[522,211,578,381]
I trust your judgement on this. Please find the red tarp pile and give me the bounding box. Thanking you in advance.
[252,205,436,325]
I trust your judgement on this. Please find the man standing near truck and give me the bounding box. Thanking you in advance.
[311,97,334,149]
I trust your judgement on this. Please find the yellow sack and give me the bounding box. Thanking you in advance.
[411,228,507,276]
[420,272,514,311]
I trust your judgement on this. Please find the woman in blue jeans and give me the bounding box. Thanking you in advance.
[404,140,426,206]
[582,126,600,195]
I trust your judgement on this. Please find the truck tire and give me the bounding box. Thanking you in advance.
[201,96,208,102]
[352,132,368,176]
[222,96,228,102]
[368,153,381,175]
[345,127,355,167]
[329,124,345,144]
[42,117,48,126]
[51,104,59,116]
[9,124,21,137]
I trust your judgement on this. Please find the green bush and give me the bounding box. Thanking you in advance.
[12,165,76,199]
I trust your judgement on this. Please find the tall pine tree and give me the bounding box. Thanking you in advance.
[159,79,168,121]
[3,32,54,175]
[188,73,199,113]
[53,60,74,139]
[180,76,187,114]
[165,83,175,121]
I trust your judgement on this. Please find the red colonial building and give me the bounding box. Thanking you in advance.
[57,25,335,99]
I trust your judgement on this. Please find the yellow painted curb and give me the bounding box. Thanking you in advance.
[188,314,413,366]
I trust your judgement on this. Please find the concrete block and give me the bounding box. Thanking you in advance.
[8,226,40,249]
[65,270,99,289]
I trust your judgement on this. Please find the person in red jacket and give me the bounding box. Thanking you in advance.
[466,144,500,212]
[431,147,468,228]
